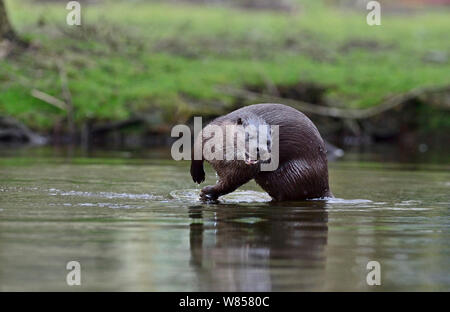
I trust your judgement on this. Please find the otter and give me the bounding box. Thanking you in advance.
[190,103,332,201]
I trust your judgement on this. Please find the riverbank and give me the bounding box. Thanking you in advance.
[1,0,449,146]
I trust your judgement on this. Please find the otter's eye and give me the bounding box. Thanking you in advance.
[237,118,243,125]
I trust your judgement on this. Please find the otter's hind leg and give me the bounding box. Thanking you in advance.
[255,159,330,201]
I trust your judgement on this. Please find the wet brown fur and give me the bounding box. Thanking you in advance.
[190,103,332,201]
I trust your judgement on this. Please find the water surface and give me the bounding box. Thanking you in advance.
[0,149,449,291]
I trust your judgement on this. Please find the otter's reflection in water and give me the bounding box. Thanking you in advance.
[188,201,328,291]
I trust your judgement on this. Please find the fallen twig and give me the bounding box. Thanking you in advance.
[218,85,450,119]
[31,89,68,111]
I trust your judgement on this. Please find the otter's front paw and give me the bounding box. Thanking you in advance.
[200,185,219,202]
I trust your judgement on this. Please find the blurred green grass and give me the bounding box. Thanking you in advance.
[1,0,449,131]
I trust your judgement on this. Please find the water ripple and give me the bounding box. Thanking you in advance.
[48,188,163,200]
[170,189,272,203]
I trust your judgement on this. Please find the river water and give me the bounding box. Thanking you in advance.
[0,147,449,291]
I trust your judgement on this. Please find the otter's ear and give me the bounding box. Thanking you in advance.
[236,117,243,125]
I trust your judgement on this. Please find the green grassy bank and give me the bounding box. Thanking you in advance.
[1,0,449,132]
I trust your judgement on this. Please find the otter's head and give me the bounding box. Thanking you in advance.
[235,116,272,166]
